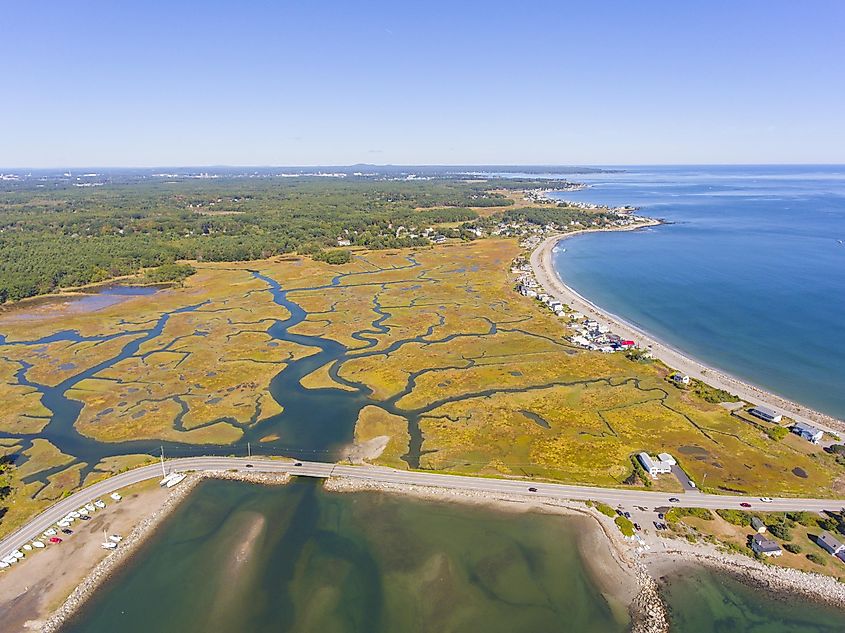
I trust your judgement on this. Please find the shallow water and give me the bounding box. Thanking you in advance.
[548,165,845,419]
[61,478,630,633]
[663,566,845,632]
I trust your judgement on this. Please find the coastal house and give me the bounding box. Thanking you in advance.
[657,453,676,466]
[817,532,845,556]
[749,406,783,424]
[792,421,824,444]
[638,452,672,477]
[751,533,782,557]
[671,373,690,386]
[751,517,767,534]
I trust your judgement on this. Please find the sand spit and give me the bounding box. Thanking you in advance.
[531,230,845,433]
[39,470,290,633]
[324,476,669,633]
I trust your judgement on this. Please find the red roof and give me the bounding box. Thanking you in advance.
[621,340,635,346]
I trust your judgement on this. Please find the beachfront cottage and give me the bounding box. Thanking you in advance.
[817,532,845,555]
[751,534,782,557]
[792,421,824,444]
[749,405,783,424]
[751,517,767,534]
[671,373,690,386]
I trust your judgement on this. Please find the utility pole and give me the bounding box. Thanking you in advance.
[248,442,251,458]
[159,446,166,478]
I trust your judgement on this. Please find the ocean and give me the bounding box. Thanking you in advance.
[546,165,845,420]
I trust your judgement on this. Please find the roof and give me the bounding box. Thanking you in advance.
[818,531,843,550]
[752,534,781,552]
[751,517,765,529]
[793,421,823,436]
[752,405,780,418]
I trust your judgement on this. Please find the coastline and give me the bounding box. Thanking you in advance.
[39,470,291,633]
[530,228,845,434]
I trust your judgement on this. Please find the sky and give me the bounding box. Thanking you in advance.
[1,1,844,167]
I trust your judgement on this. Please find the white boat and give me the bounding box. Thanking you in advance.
[101,541,117,550]
[159,472,179,486]
[57,521,70,528]
[32,541,45,549]
[1,557,15,565]
[43,528,57,536]
[110,492,122,501]
[69,511,81,518]
[85,503,96,512]
[109,534,123,543]
[0,561,9,569]
[94,500,106,509]
[12,550,24,559]
[165,473,186,488]
[23,544,32,551]
[78,508,89,515]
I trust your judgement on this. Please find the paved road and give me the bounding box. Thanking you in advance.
[3,457,845,559]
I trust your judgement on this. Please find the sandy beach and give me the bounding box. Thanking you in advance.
[531,229,845,435]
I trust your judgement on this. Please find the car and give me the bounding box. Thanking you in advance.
[624,511,632,519]
[669,497,680,503]
[657,513,665,520]
[760,497,773,503]
[61,528,73,535]
[245,464,254,468]
[740,502,752,508]
[294,462,303,467]
[633,523,641,531]
[528,487,538,492]
[49,537,62,544]
[653,521,662,529]
[80,515,90,520]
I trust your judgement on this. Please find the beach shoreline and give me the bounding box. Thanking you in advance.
[530,228,845,434]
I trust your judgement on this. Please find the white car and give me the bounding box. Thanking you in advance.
[760,497,773,503]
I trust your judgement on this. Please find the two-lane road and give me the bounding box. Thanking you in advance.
[3,456,844,559]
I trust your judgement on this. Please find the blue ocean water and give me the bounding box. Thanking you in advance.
[546,165,845,420]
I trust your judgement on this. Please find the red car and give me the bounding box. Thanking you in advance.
[740,502,752,508]
[49,537,62,544]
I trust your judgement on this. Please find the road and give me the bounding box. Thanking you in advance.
[3,456,845,559]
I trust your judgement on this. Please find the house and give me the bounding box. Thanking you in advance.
[620,339,636,349]
[749,405,783,424]
[751,517,767,534]
[671,373,690,386]
[657,453,676,466]
[751,533,782,557]
[792,421,824,444]
[638,452,672,477]
[817,532,845,555]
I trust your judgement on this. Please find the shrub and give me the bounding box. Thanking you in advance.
[716,509,752,526]
[807,552,827,566]
[786,511,816,527]
[766,426,789,441]
[783,543,802,554]
[314,249,352,265]
[594,502,616,518]
[767,523,793,541]
[615,516,635,537]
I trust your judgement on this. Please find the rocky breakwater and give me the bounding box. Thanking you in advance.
[41,469,291,633]
[323,476,669,633]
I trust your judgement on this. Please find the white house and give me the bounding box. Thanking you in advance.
[749,405,783,424]
[751,534,782,557]
[792,421,824,444]
[671,373,690,386]
[657,452,676,466]
[817,532,845,555]
[638,452,672,477]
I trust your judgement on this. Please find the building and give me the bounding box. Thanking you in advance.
[671,373,690,386]
[657,453,676,466]
[817,532,845,556]
[751,533,782,557]
[751,517,767,534]
[792,421,824,444]
[749,406,783,424]
[638,452,672,477]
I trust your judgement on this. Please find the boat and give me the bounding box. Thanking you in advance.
[159,472,179,486]
[94,500,106,508]
[165,473,186,488]
[57,521,70,528]
[69,511,81,518]
[1,556,16,565]
[0,561,9,569]
[109,534,123,542]
[110,492,122,501]
[43,528,57,536]
[85,503,96,512]
[78,508,89,515]
[32,541,45,549]
[101,541,117,550]
[12,550,24,559]
[23,544,32,551]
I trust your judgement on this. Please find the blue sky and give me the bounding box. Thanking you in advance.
[2,1,844,166]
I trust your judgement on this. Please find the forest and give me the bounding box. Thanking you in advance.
[0,175,577,302]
